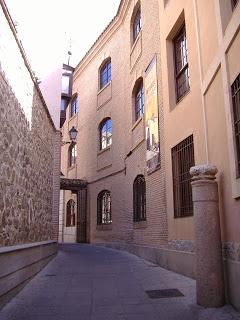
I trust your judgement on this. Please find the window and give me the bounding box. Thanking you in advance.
[70,95,78,117]
[134,80,144,121]
[97,191,112,225]
[231,74,240,178]
[133,175,146,222]
[62,74,71,95]
[172,135,195,218]
[173,24,190,102]
[100,59,111,89]
[69,143,77,167]
[99,118,112,150]
[232,0,239,9]
[133,8,141,43]
[66,199,76,227]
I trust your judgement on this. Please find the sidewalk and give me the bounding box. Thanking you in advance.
[0,244,239,320]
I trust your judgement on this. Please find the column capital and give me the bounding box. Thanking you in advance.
[190,164,218,181]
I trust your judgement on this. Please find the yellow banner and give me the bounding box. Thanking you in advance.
[145,56,160,171]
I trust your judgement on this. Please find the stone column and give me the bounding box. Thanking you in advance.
[190,165,225,307]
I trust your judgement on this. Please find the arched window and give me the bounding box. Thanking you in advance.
[68,143,77,167]
[133,175,146,222]
[100,59,111,89]
[70,95,78,117]
[133,7,141,43]
[134,79,144,121]
[97,190,112,225]
[99,118,112,150]
[66,199,76,227]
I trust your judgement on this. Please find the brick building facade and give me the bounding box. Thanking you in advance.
[60,0,240,310]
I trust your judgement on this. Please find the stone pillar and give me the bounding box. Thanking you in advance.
[190,164,225,307]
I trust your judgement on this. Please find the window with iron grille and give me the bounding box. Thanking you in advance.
[133,175,146,222]
[70,95,78,117]
[133,8,141,43]
[68,143,77,167]
[100,59,111,89]
[232,0,239,9]
[231,74,240,178]
[172,135,195,218]
[99,118,112,150]
[66,199,76,227]
[173,24,190,102]
[135,80,144,121]
[97,191,112,225]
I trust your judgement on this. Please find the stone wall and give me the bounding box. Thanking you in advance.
[0,0,57,247]
[0,73,56,246]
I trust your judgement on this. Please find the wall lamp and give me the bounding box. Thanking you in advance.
[61,126,78,146]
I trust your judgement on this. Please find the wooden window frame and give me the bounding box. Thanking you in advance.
[133,175,146,222]
[99,118,112,150]
[173,24,190,102]
[135,81,144,121]
[70,95,78,118]
[100,59,111,89]
[172,135,195,218]
[133,8,141,43]
[231,74,240,178]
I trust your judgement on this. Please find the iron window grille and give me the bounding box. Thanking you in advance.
[173,24,190,102]
[231,74,240,178]
[100,118,112,150]
[66,199,76,227]
[100,59,111,89]
[97,190,112,225]
[232,0,239,9]
[133,175,146,222]
[69,143,77,167]
[133,8,141,43]
[172,135,195,218]
[70,95,78,117]
[135,81,144,121]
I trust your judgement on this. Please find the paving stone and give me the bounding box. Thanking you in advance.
[0,244,240,320]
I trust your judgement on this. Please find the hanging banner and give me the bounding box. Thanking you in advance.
[145,56,160,172]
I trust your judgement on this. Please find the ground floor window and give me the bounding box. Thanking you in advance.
[172,135,195,218]
[231,74,240,177]
[97,190,112,225]
[133,175,146,222]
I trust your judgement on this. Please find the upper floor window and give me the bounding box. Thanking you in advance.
[66,199,76,227]
[70,95,78,117]
[133,8,141,43]
[99,118,112,150]
[69,143,77,167]
[97,190,112,225]
[172,135,195,218]
[231,74,240,178]
[134,79,144,121]
[173,24,190,102]
[133,175,146,222]
[100,59,111,89]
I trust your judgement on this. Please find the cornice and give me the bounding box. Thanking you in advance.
[74,0,132,80]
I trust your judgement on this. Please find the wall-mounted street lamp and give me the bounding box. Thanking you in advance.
[61,126,78,146]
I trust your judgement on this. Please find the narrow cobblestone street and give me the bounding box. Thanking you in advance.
[1,244,240,320]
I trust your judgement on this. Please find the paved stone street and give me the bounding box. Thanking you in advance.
[1,244,240,320]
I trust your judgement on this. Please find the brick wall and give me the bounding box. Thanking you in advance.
[61,0,168,247]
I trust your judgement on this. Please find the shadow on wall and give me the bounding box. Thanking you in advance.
[0,70,55,247]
